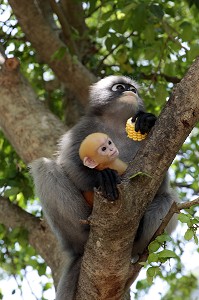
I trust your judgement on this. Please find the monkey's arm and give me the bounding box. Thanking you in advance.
[61,157,120,201]
[131,111,157,134]
[98,168,121,200]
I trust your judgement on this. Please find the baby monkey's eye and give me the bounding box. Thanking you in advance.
[108,140,112,145]
[101,146,107,151]
[111,84,125,91]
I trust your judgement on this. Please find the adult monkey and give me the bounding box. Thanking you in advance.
[30,76,177,300]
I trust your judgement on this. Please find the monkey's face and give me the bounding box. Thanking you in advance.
[97,136,119,162]
[89,76,144,117]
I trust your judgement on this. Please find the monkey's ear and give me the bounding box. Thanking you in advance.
[83,157,98,169]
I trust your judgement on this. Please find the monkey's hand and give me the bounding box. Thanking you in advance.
[98,169,121,201]
[131,111,157,134]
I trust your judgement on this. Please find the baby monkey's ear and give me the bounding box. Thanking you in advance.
[83,157,98,169]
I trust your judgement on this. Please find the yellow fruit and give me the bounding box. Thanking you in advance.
[125,118,147,141]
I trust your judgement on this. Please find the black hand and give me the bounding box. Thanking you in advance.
[97,169,121,201]
[131,111,157,134]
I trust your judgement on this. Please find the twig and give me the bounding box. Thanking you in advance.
[140,72,181,84]
[126,197,199,289]
[96,31,136,73]
[177,197,199,210]
[49,0,79,57]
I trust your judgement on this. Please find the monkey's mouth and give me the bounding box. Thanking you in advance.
[119,92,138,107]
[110,149,119,160]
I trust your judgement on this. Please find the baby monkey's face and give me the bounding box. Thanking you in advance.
[97,136,119,162]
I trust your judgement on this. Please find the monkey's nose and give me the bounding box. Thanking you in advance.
[123,91,135,96]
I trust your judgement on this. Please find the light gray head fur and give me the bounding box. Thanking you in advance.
[89,75,140,107]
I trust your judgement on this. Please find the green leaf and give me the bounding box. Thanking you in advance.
[178,213,191,225]
[180,21,195,41]
[143,25,155,43]
[146,266,160,283]
[156,233,172,243]
[98,22,110,38]
[43,282,52,291]
[184,228,194,241]
[38,263,47,276]
[148,240,161,252]
[122,3,137,14]
[51,47,68,61]
[129,171,152,179]
[194,233,199,244]
[155,83,168,104]
[0,224,6,239]
[129,3,148,32]
[149,4,164,19]
[147,275,153,285]
[138,261,147,267]
[4,187,20,197]
[158,249,177,258]
[105,37,113,52]
[148,253,159,263]
[147,266,156,277]
[188,44,199,61]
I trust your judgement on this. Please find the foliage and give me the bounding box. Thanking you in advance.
[134,227,198,299]
[0,0,199,299]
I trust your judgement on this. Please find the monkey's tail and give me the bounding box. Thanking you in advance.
[56,255,82,300]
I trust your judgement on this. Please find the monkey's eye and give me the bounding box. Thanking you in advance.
[101,146,107,152]
[129,86,137,94]
[108,140,112,145]
[111,84,126,91]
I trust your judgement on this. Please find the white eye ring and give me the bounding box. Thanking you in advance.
[111,84,126,91]
[129,86,137,94]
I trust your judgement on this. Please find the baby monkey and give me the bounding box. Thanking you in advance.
[79,132,127,174]
[79,132,127,206]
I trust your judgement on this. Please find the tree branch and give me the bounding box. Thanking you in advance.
[126,197,199,288]
[140,72,181,84]
[37,0,58,30]
[59,0,94,62]
[0,58,66,163]
[0,196,64,286]
[76,58,199,299]
[177,197,199,210]
[60,0,88,37]
[49,0,79,57]
[8,0,95,105]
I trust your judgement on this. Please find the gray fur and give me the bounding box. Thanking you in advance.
[30,75,177,300]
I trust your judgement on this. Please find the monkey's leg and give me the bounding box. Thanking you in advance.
[30,158,91,253]
[56,256,82,300]
[132,189,177,256]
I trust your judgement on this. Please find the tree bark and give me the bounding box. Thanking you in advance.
[8,0,95,106]
[0,58,66,163]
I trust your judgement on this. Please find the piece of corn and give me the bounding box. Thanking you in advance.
[125,118,147,141]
